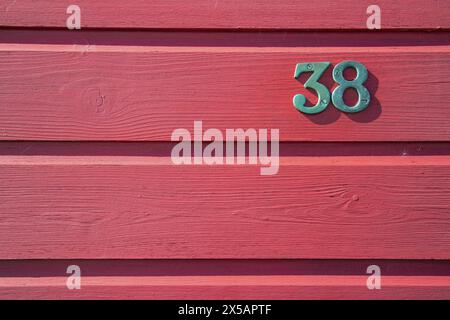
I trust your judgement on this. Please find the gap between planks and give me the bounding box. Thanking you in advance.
[1,142,450,157]
[1,155,450,166]
[1,29,450,47]
[1,43,450,53]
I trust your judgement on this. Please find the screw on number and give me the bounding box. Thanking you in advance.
[332,61,370,113]
[293,62,331,114]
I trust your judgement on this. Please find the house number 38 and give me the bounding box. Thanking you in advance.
[293,61,370,114]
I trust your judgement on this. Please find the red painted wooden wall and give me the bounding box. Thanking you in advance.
[0,0,450,299]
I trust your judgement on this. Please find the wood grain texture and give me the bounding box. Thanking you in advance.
[0,45,449,141]
[2,0,450,301]
[2,275,450,300]
[1,156,449,259]
[0,0,449,30]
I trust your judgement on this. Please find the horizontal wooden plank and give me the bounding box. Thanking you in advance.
[0,45,449,141]
[1,260,449,299]
[0,0,449,30]
[1,156,449,259]
[2,275,450,299]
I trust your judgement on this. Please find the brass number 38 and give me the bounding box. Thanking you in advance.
[293,61,371,114]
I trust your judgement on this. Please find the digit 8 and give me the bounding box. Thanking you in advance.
[331,61,370,113]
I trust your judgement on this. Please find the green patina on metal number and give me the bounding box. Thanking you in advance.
[293,62,331,114]
[293,60,371,114]
[332,60,370,113]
